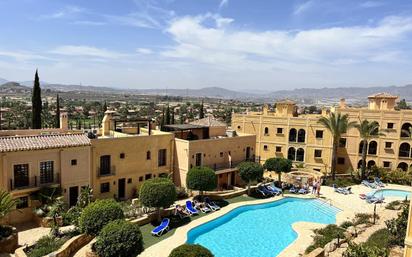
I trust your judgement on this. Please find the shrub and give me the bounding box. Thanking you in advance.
[169,244,214,257]
[353,213,378,225]
[325,177,357,187]
[305,224,345,253]
[186,167,217,194]
[343,242,388,257]
[139,178,176,222]
[62,206,82,226]
[79,199,124,236]
[176,187,188,199]
[386,203,409,246]
[94,220,143,257]
[238,162,264,195]
[365,228,390,249]
[340,220,354,229]
[0,225,13,240]
[263,158,292,182]
[25,235,66,257]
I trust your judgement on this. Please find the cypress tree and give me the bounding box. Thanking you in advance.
[171,108,175,124]
[165,104,171,125]
[160,107,165,130]
[103,101,107,112]
[32,70,42,129]
[55,94,60,128]
[199,100,204,119]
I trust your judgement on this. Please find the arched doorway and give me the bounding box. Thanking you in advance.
[288,147,296,161]
[296,148,305,162]
[297,129,306,143]
[401,123,412,137]
[367,160,376,169]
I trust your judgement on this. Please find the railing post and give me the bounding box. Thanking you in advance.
[35,176,37,187]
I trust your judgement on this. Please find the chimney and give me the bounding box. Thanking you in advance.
[321,107,330,117]
[339,98,347,109]
[102,111,114,136]
[262,104,269,115]
[60,113,68,130]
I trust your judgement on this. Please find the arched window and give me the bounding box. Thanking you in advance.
[367,160,376,169]
[297,129,306,143]
[288,147,296,161]
[359,141,367,154]
[368,141,377,155]
[296,148,305,162]
[289,129,297,142]
[397,162,408,172]
[146,151,151,160]
[264,127,269,135]
[401,123,412,137]
[399,143,411,158]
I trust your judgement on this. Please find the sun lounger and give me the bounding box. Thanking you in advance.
[265,185,281,195]
[194,200,212,213]
[151,218,170,236]
[298,188,308,194]
[268,183,283,194]
[366,194,384,204]
[185,200,199,215]
[204,197,220,211]
[174,205,190,218]
[361,180,377,189]
[289,186,298,194]
[374,177,385,187]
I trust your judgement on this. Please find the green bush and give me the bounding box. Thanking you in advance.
[94,220,143,257]
[305,224,345,253]
[365,228,390,249]
[186,167,217,193]
[325,177,357,187]
[343,242,388,257]
[340,221,354,229]
[263,157,292,182]
[353,213,378,225]
[386,203,409,246]
[238,162,264,194]
[176,187,188,199]
[79,199,124,236]
[385,200,409,210]
[25,235,66,257]
[62,206,82,226]
[169,244,214,257]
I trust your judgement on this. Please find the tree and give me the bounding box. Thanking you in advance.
[166,104,171,125]
[32,69,42,129]
[186,167,217,195]
[171,107,175,124]
[169,244,214,257]
[103,101,107,112]
[238,162,263,195]
[355,120,385,179]
[263,158,292,183]
[160,106,165,130]
[139,178,176,222]
[397,99,410,110]
[318,112,356,180]
[386,203,409,246]
[199,100,205,119]
[55,94,60,128]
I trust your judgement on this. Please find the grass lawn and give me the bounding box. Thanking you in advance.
[140,195,257,249]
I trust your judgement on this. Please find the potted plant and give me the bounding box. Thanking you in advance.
[0,190,19,253]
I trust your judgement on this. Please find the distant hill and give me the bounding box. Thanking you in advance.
[0,82,31,94]
[0,78,8,84]
[130,87,256,99]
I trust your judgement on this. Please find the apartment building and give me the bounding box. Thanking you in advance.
[232,93,412,174]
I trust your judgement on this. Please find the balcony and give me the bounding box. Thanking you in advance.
[97,166,116,177]
[9,173,60,191]
[210,157,256,172]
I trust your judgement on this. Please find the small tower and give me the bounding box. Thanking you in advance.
[368,93,398,111]
[60,113,68,130]
[275,100,296,117]
[102,110,115,136]
[339,98,347,109]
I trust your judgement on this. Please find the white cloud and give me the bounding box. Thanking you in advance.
[41,5,84,19]
[71,20,106,26]
[137,48,153,54]
[219,0,229,10]
[0,51,51,61]
[360,1,385,8]
[293,0,314,16]
[50,45,126,59]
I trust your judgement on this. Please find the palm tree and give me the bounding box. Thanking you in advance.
[318,112,356,180]
[0,190,17,220]
[355,120,385,180]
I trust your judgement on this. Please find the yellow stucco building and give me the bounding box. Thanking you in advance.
[232,93,412,175]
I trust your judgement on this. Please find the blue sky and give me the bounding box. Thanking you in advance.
[1,0,412,90]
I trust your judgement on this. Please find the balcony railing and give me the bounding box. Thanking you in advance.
[97,166,116,177]
[210,156,256,171]
[9,173,60,191]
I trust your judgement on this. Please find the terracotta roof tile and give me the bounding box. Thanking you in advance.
[368,92,398,98]
[190,116,227,127]
[0,133,91,152]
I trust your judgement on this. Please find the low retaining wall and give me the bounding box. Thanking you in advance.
[33,215,63,227]
[305,248,324,257]
[0,226,18,253]
[15,234,93,257]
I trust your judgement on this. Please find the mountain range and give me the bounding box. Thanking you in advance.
[1,77,411,102]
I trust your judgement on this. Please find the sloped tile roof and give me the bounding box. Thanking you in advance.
[368,92,398,99]
[0,133,91,152]
[190,116,227,127]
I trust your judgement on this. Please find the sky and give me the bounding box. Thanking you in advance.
[1,0,412,91]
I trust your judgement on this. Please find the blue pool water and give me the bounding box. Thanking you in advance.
[373,189,411,199]
[187,198,340,257]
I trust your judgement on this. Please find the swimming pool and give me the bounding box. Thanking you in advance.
[187,198,340,257]
[373,189,411,199]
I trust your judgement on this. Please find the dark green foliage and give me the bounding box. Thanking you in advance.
[305,224,345,253]
[364,228,390,249]
[397,99,410,110]
[176,187,188,199]
[353,213,377,225]
[0,225,13,240]
[94,220,143,257]
[166,104,171,125]
[55,94,60,128]
[31,69,42,129]
[78,199,124,236]
[325,177,358,187]
[199,101,204,119]
[238,162,264,194]
[385,200,409,210]
[169,244,214,257]
[340,221,354,229]
[25,235,66,257]
[263,158,292,182]
[343,242,388,257]
[186,167,217,193]
[386,203,409,246]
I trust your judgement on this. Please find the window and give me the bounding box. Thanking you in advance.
[145,174,152,180]
[16,196,28,209]
[139,176,143,182]
[263,145,268,151]
[120,153,125,159]
[387,123,394,129]
[195,153,202,166]
[220,152,223,157]
[337,157,345,165]
[297,129,306,143]
[385,142,393,149]
[383,161,391,168]
[71,159,77,166]
[13,164,29,188]
[275,146,282,153]
[315,130,323,139]
[100,182,110,193]
[40,161,54,184]
[314,150,322,158]
[264,127,269,135]
[368,141,378,155]
[127,178,132,184]
[158,149,167,167]
[237,126,241,129]
[339,138,347,148]
[146,151,151,160]
[277,128,283,134]
[100,155,111,176]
